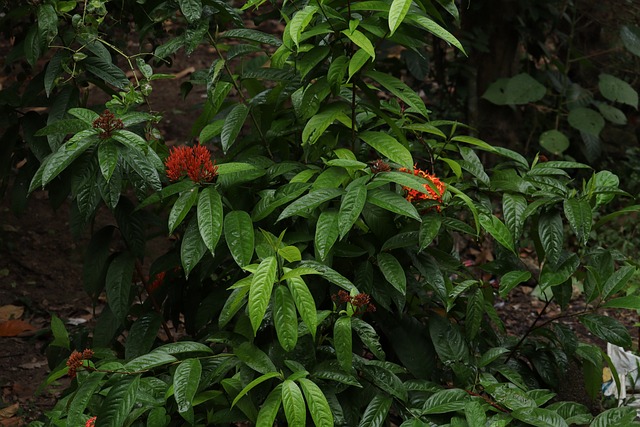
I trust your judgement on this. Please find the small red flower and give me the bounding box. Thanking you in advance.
[398,165,446,206]
[86,416,97,427]
[92,110,124,140]
[331,291,376,315]
[66,349,94,379]
[165,144,218,183]
[146,271,166,294]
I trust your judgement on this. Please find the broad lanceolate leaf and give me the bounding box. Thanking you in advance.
[302,103,350,145]
[429,315,469,363]
[39,129,98,186]
[377,252,406,295]
[123,352,177,372]
[287,276,318,339]
[563,198,592,245]
[67,371,107,425]
[419,214,441,251]
[334,316,353,372]
[278,188,344,221]
[274,286,298,352]
[499,271,532,297]
[298,378,334,427]
[422,388,468,414]
[342,29,376,58]
[256,384,283,427]
[221,103,249,153]
[105,252,135,323]
[358,393,392,427]
[178,0,203,23]
[405,13,466,54]
[249,256,278,335]
[359,131,413,169]
[366,70,429,119]
[602,295,640,310]
[197,186,223,256]
[367,189,421,221]
[181,218,208,278]
[282,380,306,426]
[388,0,412,35]
[315,210,339,261]
[96,375,140,427]
[224,210,254,267]
[169,188,199,234]
[125,312,163,360]
[590,407,638,427]
[289,5,319,47]
[352,317,385,360]
[233,372,282,408]
[98,141,119,182]
[621,25,640,57]
[174,358,202,418]
[538,210,563,265]
[339,183,367,238]
[602,265,636,300]
[580,314,632,348]
[503,193,527,239]
[479,213,515,254]
[235,341,277,374]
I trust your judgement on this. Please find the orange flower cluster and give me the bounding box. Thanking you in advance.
[66,349,94,378]
[332,290,376,314]
[398,166,445,205]
[85,416,97,427]
[165,145,218,183]
[92,109,124,140]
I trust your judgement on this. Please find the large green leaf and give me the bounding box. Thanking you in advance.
[95,375,140,427]
[289,5,319,47]
[352,317,385,360]
[563,198,592,245]
[422,388,468,414]
[233,372,281,408]
[287,276,318,339]
[97,141,119,182]
[235,341,277,374]
[358,393,392,427]
[598,74,638,108]
[219,285,249,328]
[105,252,135,323]
[602,265,636,300]
[511,407,568,427]
[429,315,468,363]
[302,103,350,145]
[39,129,98,186]
[221,28,282,46]
[278,188,344,221]
[538,211,563,265]
[334,316,353,372]
[367,189,421,221]
[540,129,570,155]
[602,295,640,310]
[249,256,278,334]
[67,371,107,425]
[499,271,532,297]
[366,71,429,119]
[621,25,640,57]
[338,183,367,238]
[169,188,199,234]
[377,252,406,295]
[388,0,412,35]
[342,29,376,58]
[483,73,546,105]
[197,186,223,256]
[178,0,202,23]
[84,56,129,89]
[174,358,202,419]
[256,384,283,427]
[405,13,465,53]
[359,131,413,169]
[298,378,334,427]
[274,285,298,352]
[123,352,177,372]
[580,314,632,348]
[282,380,306,426]
[125,312,163,360]
[181,218,208,278]
[590,407,638,427]
[503,193,527,239]
[568,108,604,136]
[479,213,515,254]
[224,210,254,267]
[221,103,249,153]
[315,210,339,261]
[419,214,441,251]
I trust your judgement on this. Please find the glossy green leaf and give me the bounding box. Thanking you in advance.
[169,188,199,234]
[338,183,367,238]
[499,271,531,297]
[282,379,306,426]
[174,359,202,417]
[388,0,412,35]
[580,314,632,348]
[429,315,468,363]
[287,276,318,339]
[377,252,406,295]
[334,316,353,372]
[290,5,318,47]
[67,371,107,426]
[298,378,334,427]
[367,189,421,221]
[621,25,640,57]
[274,286,298,352]
[366,71,430,118]
[181,218,208,278]
[197,186,223,256]
[256,384,283,427]
[50,314,70,349]
[349,48,372,80]
[122,353,177,372]
[219,285,249,328]
[222,211,254,266]
[235,341,277,374]
[406,13,465,54]
[511,407,568,427]
[352,317,385,360]
[540,130,570,155]
[178,0,202,23]
[602,265,636,299]
[40,129,97,186]
[221,103,249,153]
[419,215,441,251]
[465,288,484,339]
[105,252,135,323]
[358,393,392,427]
[302,103,350,145]
[342,29,375,58]
[422,388,468,414]
[360,131,413,169]
[96,375,140,427]
[568,108,605,136]
[503,193,527,239]
[300,260,357,292]
[479,213,515,254]
[538,211,563,265]
[278,188,344,221]
[249,256,278,334]
[315,210,339,261]
[597,103,627,125]
[232,372,282,408]
[563,198,592,245]
[35,118,89,136]
[153,341,213,355]
[590,407,638,427]
[602,295,640,310]
[478,347,510,367]
[278,246,302,263]
[125,312,163,360]
[279,267,321,281]
[98,141,119,182]
[84,56,129,89]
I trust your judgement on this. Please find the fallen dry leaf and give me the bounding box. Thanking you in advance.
[0,403,18,420]
[0,305,24,322]
[0,320,36,337]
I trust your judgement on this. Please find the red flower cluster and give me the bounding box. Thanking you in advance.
[92,109,124,139]
[398,166,445,205]
[66,349,94,379]
[332,290,376,314]
[369,159,391,173]
[146,271,166,295]
[165,145,218,183]
[86,416,97,427]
